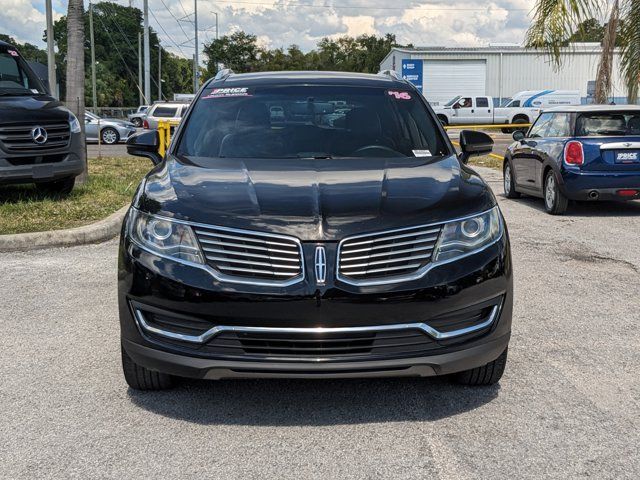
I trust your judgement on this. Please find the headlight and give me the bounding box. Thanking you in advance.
[433,207,503,263]
[69,113,81,133]
[127,209,204,264]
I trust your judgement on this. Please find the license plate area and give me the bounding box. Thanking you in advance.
[615,150,640,163]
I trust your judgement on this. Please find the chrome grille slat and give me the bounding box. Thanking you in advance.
[194,225,303,284]
[340,245,434,260]
[340,236,438,255]
[203,255,301,270]
[217,265,298,276]
[339,253,433,269]
[340,263,423,276]
[200,247,299,262]
[194,229,297,248]
[338,224,443,284]
[0,121,71,152]
[341,227,441,248]
[198,238,300,256]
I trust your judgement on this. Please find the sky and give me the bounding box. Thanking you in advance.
[1,0,536,59]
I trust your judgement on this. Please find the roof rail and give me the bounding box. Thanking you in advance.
[214,68,234,81]
[378,69,403,81]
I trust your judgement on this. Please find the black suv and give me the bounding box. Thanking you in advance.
[0,40,84,194]
[120,70,512,390]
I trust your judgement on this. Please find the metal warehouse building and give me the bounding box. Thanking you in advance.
[380,44,626,106]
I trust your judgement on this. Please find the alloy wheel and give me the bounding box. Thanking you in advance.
[545,175,555,210]
[102,129,118,144]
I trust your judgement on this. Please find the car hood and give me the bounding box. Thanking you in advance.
[136,154,495,241]
[0,95,71,122]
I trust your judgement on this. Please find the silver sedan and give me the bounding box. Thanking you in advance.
[84,112,138,144]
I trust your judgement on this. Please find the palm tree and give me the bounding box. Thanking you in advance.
[65,0,88,182]
[526,0,640,104]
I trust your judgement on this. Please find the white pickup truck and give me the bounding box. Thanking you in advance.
[432,95,538,129]
[432,91,581,130]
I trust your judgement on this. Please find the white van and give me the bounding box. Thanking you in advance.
[503,90,581,109]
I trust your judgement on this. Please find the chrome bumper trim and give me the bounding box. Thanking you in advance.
[133,303,501,345]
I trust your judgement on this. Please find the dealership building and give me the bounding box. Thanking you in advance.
[380,44,627,106]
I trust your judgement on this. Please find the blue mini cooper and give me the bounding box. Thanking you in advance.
[503,105,640,214]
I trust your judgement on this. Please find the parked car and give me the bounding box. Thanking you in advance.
[0,39,84,195]
[142,102,190,130]
[433,91,581,131]
[84,112,137,145]
[127,105,149,127]
[503,105,640,214]
[119,70,513,391]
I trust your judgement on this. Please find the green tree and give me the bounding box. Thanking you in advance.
[203,31,403,76]
[53,2,192,107]
[526,0,640,103]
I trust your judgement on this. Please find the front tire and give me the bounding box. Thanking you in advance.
[437,115,448,127]
[101,127,120,145]
[455,348,508,386]
[35,176,75,196]
[503,162,520,199]
[132,117,143,128]
[121,345,176,390]
[544,170,568,215]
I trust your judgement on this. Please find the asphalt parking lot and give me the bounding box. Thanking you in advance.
[1,167,639,479]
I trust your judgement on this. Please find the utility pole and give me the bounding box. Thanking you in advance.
[89,3,97,112]
[158,43,162,101]
[138,32,143,106]
[193,0,199,93]
[143,0,151,104]
[45,0,56,98]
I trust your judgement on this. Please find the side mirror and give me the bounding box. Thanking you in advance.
[459,130,493,164]
[126,130,162,165]
[512,130,525,142]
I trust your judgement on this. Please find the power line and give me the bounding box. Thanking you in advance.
[158,0,193,41]
[148,7,189,56]
[208,0,530,12]
[94,12,145,100]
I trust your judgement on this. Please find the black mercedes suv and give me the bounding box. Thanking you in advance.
[120,70,512,390]
[0,40,84,194]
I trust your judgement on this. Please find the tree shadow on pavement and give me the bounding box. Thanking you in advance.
[127,377,500,426]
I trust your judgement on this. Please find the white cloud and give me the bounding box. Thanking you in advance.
[0,0,536,58]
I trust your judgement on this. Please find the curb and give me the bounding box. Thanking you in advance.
[0,205,129,253]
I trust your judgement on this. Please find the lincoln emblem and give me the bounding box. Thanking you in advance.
[314,246,327,285]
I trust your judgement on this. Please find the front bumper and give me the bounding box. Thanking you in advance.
[0,133,85,184]
[118,226,513,379]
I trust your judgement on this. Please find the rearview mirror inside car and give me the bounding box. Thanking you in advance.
[458,130,493,164]
[126,130,162,165]
[512,130,525,142]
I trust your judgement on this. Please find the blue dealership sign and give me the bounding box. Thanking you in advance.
[401,59,423,92]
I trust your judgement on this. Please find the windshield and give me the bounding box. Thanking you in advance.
[576,112,640,136]
[444,96,461,107]
[176,85,448,159]
[0,48,47,95]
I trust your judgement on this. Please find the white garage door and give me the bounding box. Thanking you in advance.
[423,60,486,105]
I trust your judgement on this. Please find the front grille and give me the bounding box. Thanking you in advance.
[338,224,442,283]
[194,225,304,283]
[0,122,71,152]
[208,329,441,359]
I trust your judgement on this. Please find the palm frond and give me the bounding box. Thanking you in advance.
[620,0,640,102]
[525,0,604,69]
